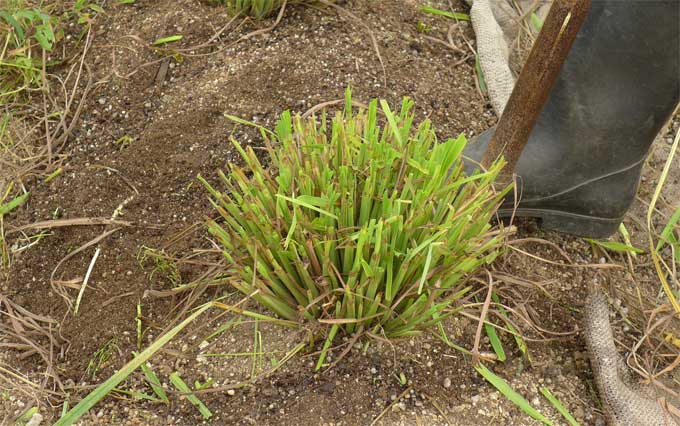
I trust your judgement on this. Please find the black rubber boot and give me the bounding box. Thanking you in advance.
[464,0,680,238]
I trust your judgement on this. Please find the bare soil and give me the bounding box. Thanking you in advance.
[2,1,679,425]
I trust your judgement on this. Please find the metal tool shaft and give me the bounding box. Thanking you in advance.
[481,0,592,172]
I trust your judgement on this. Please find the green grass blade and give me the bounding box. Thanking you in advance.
[583,238,644,255]
[276,194,338,220]
[417,242,439,294]
[420,6,470,21]
[137,357,169,403]
[15,406,38,424]
[540,387,579,426]
[0,192,29,216]
[169,373,213,419]
[491,293,529,360]
[379,100,403,146]
[618,223,637,259]
[315,323,339,370]
[112,388,161,402]
[474,363,552,425]
[656,206,680,251]
[224,113,276,137]
[55,303,212,426]
[530,12,544,32]
[484,323,506,362]
[153,35,183,45]
[647,126,680,313]
[475,55,487,93]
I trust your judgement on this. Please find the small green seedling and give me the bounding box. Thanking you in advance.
[114,135,134,148]
[416,21,431,33]
[194,378,215,390]
[0,7,60,104]
[1,187,29,273]
[655,206,680,261]
[86,337,119,379]
[52,207,63,220]
[73,0,105,26]
[137,246,181,286]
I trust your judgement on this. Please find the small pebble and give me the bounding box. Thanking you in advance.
[25,413,43,426]
[573,406,585,419]
[391,402,406,412]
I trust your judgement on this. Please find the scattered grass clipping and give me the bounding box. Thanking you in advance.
[201,88,510,368]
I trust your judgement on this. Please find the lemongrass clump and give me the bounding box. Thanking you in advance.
[220,0,319,19]
[201,89,510,367]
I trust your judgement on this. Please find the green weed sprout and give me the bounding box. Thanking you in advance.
[0,7,59,103]
[201,89,510,366]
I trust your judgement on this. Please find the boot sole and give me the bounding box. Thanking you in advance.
[497,207,622,238]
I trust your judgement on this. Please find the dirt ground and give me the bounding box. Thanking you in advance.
[2,0,679,425]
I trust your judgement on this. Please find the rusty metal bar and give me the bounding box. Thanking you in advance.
[481,0,592,173]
